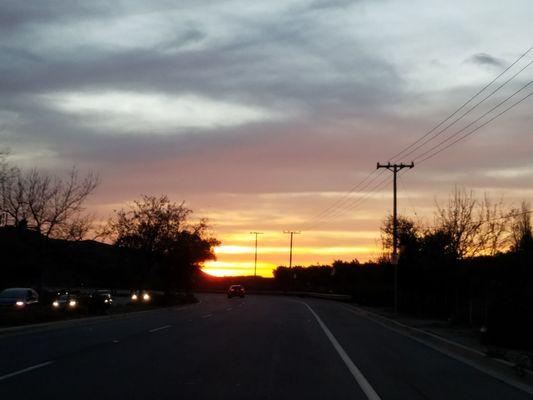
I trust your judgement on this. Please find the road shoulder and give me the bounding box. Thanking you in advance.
[344,304,533,396]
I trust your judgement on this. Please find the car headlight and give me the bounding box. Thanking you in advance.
[15,301,25,307]
[131,294,138,300]
[68,300,77,307]
[104,299,109,303]
[142,293,150,301]
[52,301,60,307]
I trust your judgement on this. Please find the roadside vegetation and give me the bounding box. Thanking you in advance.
[2,151,532,350]
[0,152,218,325]
[274,188,533,349]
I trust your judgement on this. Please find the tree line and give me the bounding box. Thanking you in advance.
[274,188,533,348]
[0,152,219,292]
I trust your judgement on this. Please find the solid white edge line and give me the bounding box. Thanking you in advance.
[300,302,381,400]
[347,306,486,356]
[149,325,172,333]
[201,314,213,319]
[343,305,533,397]
[0,361,54,381]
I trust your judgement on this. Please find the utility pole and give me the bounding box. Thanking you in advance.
[376,162,414,313]
[283,231,300,269]
[250,232,263,277]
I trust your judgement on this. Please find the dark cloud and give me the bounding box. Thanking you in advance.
[468,53,505,68]
[305,0,359,10]
[0,0,531,223]
[0,1,112,30]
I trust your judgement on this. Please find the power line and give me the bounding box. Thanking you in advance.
[483,209,533,224]
[299,170,385,231]
[305,171,387,230]
[416,89,533,165]
[298,45,533,231]
[398,59,533,162]
[389,46,533,161]
[301,172,390,231]
[302,169,379,226]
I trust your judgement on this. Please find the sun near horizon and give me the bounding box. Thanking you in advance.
[201,241,381,277]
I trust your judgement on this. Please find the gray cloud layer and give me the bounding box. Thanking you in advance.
[1,0,532,215]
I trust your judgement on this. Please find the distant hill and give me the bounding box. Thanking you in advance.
[0,226,142,290]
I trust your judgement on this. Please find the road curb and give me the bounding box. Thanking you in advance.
[345,304,533,396]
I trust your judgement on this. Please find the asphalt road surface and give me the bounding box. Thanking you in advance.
[0,294,531,399]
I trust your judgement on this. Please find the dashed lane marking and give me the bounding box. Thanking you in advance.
[149,325,172,333]
[0,361,54,382]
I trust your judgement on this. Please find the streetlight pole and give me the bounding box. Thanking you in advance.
[250,232,263,277]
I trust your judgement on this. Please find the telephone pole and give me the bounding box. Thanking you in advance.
[283,231,300,269]
[377,162,414,313]
[250,232,263,277]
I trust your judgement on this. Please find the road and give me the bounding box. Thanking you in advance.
[0,294,530,399]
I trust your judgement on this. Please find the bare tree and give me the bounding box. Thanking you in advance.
[477,195,508,256]
[508,201,533,253]
[434,187,508,258]
[0,155,27,227]
[0,157,99,239]
[435,187,481,259]
[56,213,95,241]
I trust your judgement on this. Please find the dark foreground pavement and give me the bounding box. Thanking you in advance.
[0,294,531,399]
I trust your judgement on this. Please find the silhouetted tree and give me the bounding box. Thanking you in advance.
[103,195,219,290]
[508,201,533,253]
[380,214,421,263]
[0,154,98,239]
[435,187,507,258]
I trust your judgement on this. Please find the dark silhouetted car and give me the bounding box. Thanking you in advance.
[227,285,245,298]
[89,290,113,312]
[0,288,39,308]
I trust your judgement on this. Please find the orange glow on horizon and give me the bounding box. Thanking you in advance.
[202,260,278,277]
[203,242,381,277]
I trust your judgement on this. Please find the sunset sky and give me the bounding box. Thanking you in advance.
[1,1,532,277]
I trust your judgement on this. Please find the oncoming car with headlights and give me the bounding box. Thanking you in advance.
[131,290,151,303]
[0,288,39,309]
[52,293,80,310]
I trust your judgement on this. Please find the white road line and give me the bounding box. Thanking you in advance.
[0,361,54,382]
[149,324,172,333]
[202,314,213,319]
[343,306,486,356]
[226,307,232,311]
[301,302,382,400]
[343,306,533,397]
